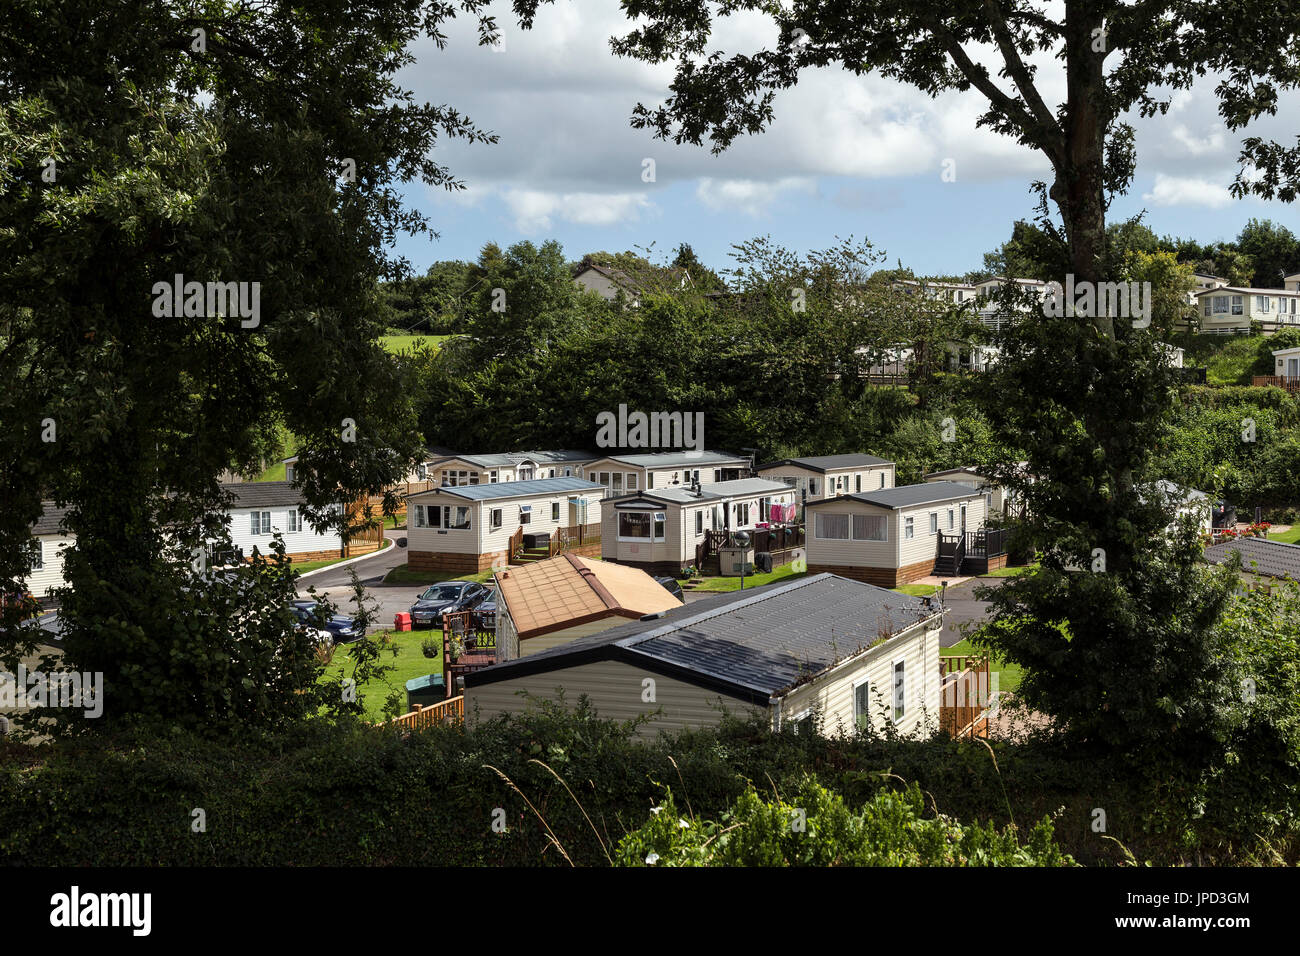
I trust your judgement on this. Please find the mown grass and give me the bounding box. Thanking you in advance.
[382,563,495,585]
[941,638,1024,693]
[687,564,803,592]
[317,628,442,723]
[380,333,451,354]
[892,583,940,596]
[1268,526,1300,544]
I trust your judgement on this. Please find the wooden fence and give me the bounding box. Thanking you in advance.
[695,524,804,571]
[939,656,991,738]
[1253,375,1300,394]
[389,695,464,729]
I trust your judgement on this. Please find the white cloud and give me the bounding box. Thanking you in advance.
[1142,173,1234,209]
[499,189,651,231]
[695,177,816,216]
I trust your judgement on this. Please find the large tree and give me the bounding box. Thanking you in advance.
[0,0,502,731]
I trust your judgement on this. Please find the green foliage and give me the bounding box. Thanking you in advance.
[614,777,1073,866]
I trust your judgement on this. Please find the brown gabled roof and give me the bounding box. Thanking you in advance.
[494,553,682,640]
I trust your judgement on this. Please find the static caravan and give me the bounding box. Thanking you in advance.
[755,454,895,516]
[600,477,796,576]
[420,449,597,486]
[805,482,991,586]
[922,465,1021,519]
[407,477,604,573]
[493,553,683,660]
[24,503,75,605]
[223,482,346,563]
[465,573,943,741]
[581,450,750,499]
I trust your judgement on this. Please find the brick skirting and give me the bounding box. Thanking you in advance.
[807,557,935,587]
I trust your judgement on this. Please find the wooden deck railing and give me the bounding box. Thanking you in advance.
[1253,375,1300,394]
[547,522,602,557]
[390,695,464,729]
[939,656,992,738]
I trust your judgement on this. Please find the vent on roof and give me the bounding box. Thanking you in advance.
[639,611,666,622]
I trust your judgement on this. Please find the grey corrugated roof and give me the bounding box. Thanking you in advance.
[608,477,791,506]
[807,481,982,511]
[593,450,748,468]
[221,481,306,508]
[32,502,73,536]
[1205,537,1300,580]
[757,454,892,473]
[429,449,598,468]
[409,476,602,502]
[465,573,939,701]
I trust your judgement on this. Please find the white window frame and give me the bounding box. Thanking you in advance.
[519,504,532,525]
[852,677,872,732]
[814,512,850,540]
[904,516,915,539]
[851,513,887,542]
[892,658,907,723]
[653,512,666,542]
[250,511,272,535]
[628,474,638,491]
[928,512,938,535]
[695,510,704,536]
[490,508,503,530]
[618,511,653,542]
[29,538,44,571]
[551,501,560,522]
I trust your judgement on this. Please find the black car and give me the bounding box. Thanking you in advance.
[291,600,365,643]
[474,586,499,629]
[654,576,685,602]
[409,581,489,628]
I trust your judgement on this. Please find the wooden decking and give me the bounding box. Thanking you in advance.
[939,655,992,738]
[390,695,464,729]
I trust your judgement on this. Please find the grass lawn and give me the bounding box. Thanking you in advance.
[382,562,495,586]
[380,333,450,354]
[1181,333,1273,386]
[1267,526,1300,544]
[318,628,442,723]
[982,562,1039,578]
[892,583,939,597]
[942,638,1024,694]
[687,564,804,592]
[384,514,405,531]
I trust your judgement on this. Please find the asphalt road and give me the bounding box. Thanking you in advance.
[934,577,1004,647]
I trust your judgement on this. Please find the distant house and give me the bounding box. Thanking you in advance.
[222,482,346,563]
[573,262,692,306]
[421,450,597,485]
[23,503,74,605]
[922,465,1022,519]
[755,454,896,516]
[1204,536,1300,586]
[406,477,604,573]
[805,481,999,585]
[492,553,683,660]
[463,573,944,740]
[601,477,797,575]
[582,450,751,498]
[285,445,454,485]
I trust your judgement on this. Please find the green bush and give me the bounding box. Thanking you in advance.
[615,777,1074,867]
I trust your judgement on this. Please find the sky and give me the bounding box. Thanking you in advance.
[387,0,1300,278]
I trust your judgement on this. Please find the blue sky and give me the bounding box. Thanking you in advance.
[386,1,1300,278]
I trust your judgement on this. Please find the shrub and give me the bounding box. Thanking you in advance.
[614,777,1074,867]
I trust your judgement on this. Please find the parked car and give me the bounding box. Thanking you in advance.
[409,581,490,628]
[474,586,498,629]
[290,600,365,643]
[653,576,685,602]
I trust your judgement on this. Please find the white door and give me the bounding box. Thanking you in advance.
[1288,357,1299,377]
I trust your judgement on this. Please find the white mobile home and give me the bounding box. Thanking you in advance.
[600,477,796,576]
[23,503,74,604]
[464,573,944,741]
[755,454,895,515]
[223,482,346,563]
[407,477,604,574]
[805,482,996,585]
[420,449,597,486]
[582,450,750,498]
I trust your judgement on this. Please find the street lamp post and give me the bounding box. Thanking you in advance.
[734,530,752,590]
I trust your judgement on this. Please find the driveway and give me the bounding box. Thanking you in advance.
[934,576,1005,647]
[295,529,427,632]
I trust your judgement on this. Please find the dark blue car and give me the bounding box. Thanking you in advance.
[291,600,364,643]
